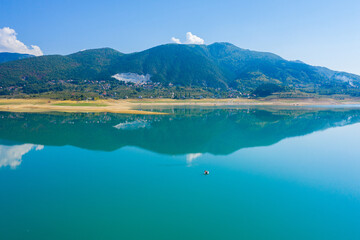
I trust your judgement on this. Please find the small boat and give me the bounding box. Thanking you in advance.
[204,170,209,175]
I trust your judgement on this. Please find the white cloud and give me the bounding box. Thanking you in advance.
[0,27,43,56]
[185,32,204,44]
[171,37,181,44]
[0,144,44,169]
[171,32,205,45]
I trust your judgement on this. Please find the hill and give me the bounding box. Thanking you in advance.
[0,52,34,64]
[0,43,359,98]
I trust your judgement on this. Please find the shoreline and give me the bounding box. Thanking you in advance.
[0,98,360,114]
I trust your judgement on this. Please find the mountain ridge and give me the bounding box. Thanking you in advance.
[0,42,359,98]
[0,52,35,64]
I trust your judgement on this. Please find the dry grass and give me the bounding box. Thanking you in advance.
[0,97,359,114]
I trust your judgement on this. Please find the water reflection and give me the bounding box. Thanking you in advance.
[221,123,360,195]
[0,144,43,169]
[1,107,360,240]
[186,153,202,166]
[0,107,360,156]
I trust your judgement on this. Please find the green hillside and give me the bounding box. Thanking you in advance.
[0,52,34,64]
[109,44,227,88]
[0,42,359,98]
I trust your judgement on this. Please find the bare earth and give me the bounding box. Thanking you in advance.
[0,98,360,114]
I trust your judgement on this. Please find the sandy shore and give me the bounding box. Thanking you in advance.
[0,99,165,114]
[0,98,359,114]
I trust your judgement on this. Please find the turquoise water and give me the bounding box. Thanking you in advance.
[1,107,360,239]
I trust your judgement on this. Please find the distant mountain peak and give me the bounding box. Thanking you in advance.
[68,47,123,57]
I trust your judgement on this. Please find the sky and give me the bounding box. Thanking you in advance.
[0,0,359,74]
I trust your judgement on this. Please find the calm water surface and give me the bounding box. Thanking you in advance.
[1,106,360,239]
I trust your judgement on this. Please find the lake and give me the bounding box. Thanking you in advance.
[1,106,360,240]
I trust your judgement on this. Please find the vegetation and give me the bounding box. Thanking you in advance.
[252,83,285,97]
[0,42,360,99]
[0,52,34,64]
[52,102,108,107]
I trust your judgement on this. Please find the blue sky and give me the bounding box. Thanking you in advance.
[1,0,360,74]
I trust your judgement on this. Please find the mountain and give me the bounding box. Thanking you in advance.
[0,48,123,85]
[0,43,359,98]
[0,52,34,64]
[314,66,360,87]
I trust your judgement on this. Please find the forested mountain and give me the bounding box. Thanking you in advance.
[0,43,359,98]
[0,52,34,64]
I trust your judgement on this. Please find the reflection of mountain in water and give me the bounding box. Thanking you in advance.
[0,107,360,155]
[113,119,150,130]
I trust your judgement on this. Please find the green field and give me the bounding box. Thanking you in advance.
[52,102,108,107]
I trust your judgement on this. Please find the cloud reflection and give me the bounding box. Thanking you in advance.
[186,153,202,166]
[0,144,44,169]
